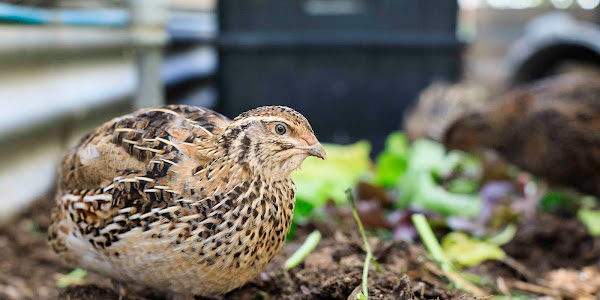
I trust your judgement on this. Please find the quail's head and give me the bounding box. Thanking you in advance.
[221,106,326,179]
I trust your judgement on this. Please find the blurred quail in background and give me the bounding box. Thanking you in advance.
[444,73,600,196]
[404,81,493,142]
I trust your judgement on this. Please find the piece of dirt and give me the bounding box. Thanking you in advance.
[59,285,122,300]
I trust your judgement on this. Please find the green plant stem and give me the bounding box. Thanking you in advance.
[361,252,372,300]
[346,189,380,300]
[411,214,487,297]
[284,230,322,269]
[411,213,452,271]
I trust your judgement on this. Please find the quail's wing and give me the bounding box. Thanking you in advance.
[49,105,231,254]
[58,105,231,191]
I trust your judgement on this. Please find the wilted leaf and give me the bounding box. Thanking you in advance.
[477,181,514,225]
[442,232,506,267]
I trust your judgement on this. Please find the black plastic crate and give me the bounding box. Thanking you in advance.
[219,0,457,32]
[217,0,462,152]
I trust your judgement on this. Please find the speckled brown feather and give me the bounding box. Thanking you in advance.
[48,104,322,297]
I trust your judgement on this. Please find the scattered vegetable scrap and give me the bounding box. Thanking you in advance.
[56,268,87,288]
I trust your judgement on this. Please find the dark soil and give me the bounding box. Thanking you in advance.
[502,213,600,273]
[217,225,466,300]
[1,195,598,299]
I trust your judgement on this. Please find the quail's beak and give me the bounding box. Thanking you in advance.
[308,142,327,160]
[298,135,327,160]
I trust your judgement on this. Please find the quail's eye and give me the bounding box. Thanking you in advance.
[274,123,287,135]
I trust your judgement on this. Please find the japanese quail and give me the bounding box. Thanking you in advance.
[48,105,326,298]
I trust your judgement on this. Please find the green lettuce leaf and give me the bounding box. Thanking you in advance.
[374,132,408,187]
[400,171,480,217]
[397,139,481,217]
[292,141,372,216]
